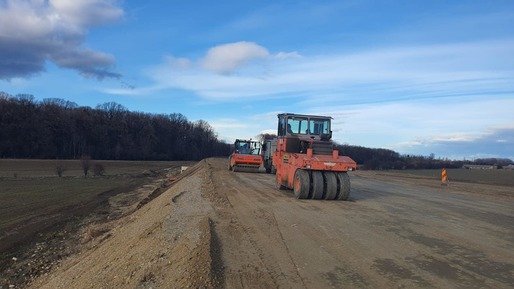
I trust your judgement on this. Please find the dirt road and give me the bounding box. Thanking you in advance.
[28,158,514,289]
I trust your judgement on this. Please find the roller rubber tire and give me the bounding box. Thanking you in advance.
[311,171,324,200]
[323,172,338,200]
[293,169,310,199]
[336,172,351,201]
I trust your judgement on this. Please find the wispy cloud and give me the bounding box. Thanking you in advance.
[102,38,514,160]
[320,97,514,159]
[408,126,514,160]
[105,39,514,102]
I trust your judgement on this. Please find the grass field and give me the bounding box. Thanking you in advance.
[382,169,514,187]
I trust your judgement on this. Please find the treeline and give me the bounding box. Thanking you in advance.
[259,134,512,170]
[336,144,513,170]
[0,92,231,160]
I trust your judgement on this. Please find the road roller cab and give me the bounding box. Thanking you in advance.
[272,113,357,200]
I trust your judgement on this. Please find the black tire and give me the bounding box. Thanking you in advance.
[265,166,271,174]
[276,183,287,190]
[293,169,309,199]
[311,171,324,200]
[336,172,351,201]
[323,172,338,200]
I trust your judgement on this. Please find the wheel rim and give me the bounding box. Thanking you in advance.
[294,169,309,199]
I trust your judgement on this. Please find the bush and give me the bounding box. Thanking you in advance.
[55,164,66,177]
[93,163,105,176]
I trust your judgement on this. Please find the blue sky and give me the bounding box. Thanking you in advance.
[1,0,513,160]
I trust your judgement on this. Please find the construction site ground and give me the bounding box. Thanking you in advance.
[4,157,514,289]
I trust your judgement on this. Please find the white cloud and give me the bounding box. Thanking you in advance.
[50,0,123,29]
[201,41,270,74]
[0,0,123,80]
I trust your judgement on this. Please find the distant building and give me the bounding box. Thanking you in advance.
[462,164,496,170]
[503,164,514,170]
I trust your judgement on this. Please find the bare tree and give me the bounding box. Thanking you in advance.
[0,94,231,160]
[81,155,91,176]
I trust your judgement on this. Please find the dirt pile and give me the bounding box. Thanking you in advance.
[26,160,220,289]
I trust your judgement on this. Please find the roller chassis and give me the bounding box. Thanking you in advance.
[272,113,357,200]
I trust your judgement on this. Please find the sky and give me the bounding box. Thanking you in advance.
[1,0,513,161]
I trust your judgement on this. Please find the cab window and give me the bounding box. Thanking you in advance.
[309,118,330,135]
[287,117,308,134]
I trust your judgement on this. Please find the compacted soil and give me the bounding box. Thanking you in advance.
[5,158,513,289]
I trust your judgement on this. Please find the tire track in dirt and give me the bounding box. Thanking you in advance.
[207,157,514,289]
[22,158,514,289]
[206,166,279,288]
[209,159,308,288]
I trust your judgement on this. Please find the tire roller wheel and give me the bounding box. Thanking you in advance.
[336,172,351,201]
[293,169,309,199]
[311,171,324,199]
[323,172,338,200]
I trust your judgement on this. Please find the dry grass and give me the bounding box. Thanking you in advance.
[0,159,185,178]
[0,177,135,229]
[0,159,192,233]
[376,168,514,187]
